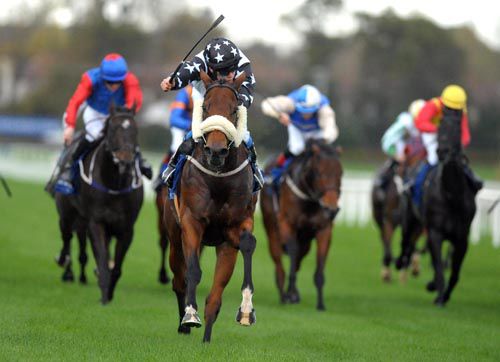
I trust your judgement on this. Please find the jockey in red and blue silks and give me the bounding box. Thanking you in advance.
[261,84,339,184]
[152,85,194,191]
[46,53,152,196]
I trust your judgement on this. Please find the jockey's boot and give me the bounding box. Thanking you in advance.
[162,138,195,189]
[136,148,153,180]
[462,163,483,193]
[55,137,93,194]
[375,159,398,190]
[152,152,173,192]
[247,143,264,192]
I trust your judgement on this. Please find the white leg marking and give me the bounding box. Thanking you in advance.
[240,287,253,314]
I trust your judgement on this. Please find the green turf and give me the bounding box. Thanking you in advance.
[1,179,499,361]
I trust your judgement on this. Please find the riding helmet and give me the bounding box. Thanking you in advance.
[100,53,128,82]
[295,85,322,114]
[441,85,467,110]
[204,37,241,73]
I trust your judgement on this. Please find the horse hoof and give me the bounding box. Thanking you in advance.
[381,267,391,283]
[62,271,75,282]
[236,307,256,326]
[100,297,110,305]
[426,281,436,292]
[433,297,446,307]
[285,292,300,304]
[177,325,191,334]
[79,275,88,284]
[55,254,71,268]
[399,270,408,284]
[411,269,420,277]
[181,308,202,328]
[316,304,326,311]
[158,270,170,285]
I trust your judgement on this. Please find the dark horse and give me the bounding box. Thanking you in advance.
[397,108,476,305]
[55,105,143,304]
[260,140,342,310]
[164,72,257,342]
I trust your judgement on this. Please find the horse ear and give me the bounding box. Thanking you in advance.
[335,145,343,156]
[311,143,321,155]
[109,101,116,115]
[234,71,246,90]
[200,71,212,87]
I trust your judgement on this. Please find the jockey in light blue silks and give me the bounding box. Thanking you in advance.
[261,84,339,184]
[376,99,426,191]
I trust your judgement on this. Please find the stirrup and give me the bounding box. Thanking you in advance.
[54,180,75,195]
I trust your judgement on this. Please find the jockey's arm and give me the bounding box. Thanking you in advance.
[64,73,93,129]
[318,105,339,143]
[261,96,294,118]
[236,62,256,108]
[123,73,143,112]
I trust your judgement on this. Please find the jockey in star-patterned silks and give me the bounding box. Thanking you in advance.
[46,53,152,196]
[160,37,263,190]
[152,85,194,191]
[261,84,339,184]
[376,99,426,191]
[411,84,483,207]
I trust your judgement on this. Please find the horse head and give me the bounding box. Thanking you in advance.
[304,140,343,219]
[197,71,247,169]
[104,105,138,172]
[437,107,463,162]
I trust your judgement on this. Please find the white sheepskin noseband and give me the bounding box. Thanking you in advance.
[191,100,247,147]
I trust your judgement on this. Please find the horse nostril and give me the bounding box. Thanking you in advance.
[204,146,212,157]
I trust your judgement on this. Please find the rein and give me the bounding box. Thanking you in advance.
[187,155,249,177]
[79,141,143,195]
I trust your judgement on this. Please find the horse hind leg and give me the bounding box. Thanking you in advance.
[77,223,88,284]
[236,230,257,327]
[426,230,446,306]
[380,221,394,283]
[157,189,170,285]
[56,218,74,282]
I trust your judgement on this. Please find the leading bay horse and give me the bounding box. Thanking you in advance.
[396,108,477,305]
[164,71,257,342]
[55,105,144,304]
[260,140,342,310]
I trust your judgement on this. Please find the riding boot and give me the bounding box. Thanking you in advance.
[136,148,153,180]
[247,143,264,192]
[162,138,195,188]
[152,152,173,191]
[462,163,483,193]
[55,137,93,194]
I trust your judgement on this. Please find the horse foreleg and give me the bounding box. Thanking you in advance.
[381,220,395,282]
[203,244,238,343]
[236,230,257,327]
[426,229,446,306]
[107,229,133,302]
[169,233,190,335]
[76,222,88,284]
[314,226,332,311]
[57,217,75,282]
[88,222,111,305]
[443,239,468,304]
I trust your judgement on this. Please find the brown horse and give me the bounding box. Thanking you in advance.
[164,71,257,343]
[260,140,342,310]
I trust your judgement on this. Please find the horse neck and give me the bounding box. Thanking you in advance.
[93,144,134,189]
[439,154,466,207]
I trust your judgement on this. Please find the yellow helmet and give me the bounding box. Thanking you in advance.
[441,84,467,110]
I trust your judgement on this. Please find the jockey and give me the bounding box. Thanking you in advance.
[261,84,338,182]
[412,84,483,206]
[376,99,426,190]
[47,53,152,195]
[159,37,262,189]
[152,85,193,191]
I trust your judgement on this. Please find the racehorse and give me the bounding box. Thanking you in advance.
[164,71,257,342]
[372,138,426,282]
[397,108,476,305]
[55,105,144,304]
[260,140,342,310]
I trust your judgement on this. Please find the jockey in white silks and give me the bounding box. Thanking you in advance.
[261,84,338,183]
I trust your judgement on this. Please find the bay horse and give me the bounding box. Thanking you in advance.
[164,71,257,343]
[55,105,144,304]
[372,138,427,282]
[260,140,342,310]
[397,108,476,305]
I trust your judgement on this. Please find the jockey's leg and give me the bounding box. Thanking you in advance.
[243,132,264,192]
[162,132,195,188]
[462,161,483,193]
[135,147,153,180]
[153,128,185,190]
[56,137,94,193]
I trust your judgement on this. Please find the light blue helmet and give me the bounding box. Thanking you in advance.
[295,84,322,113]
[100,53,128,82]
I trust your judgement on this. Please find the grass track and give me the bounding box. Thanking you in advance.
[1,179,499,361]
